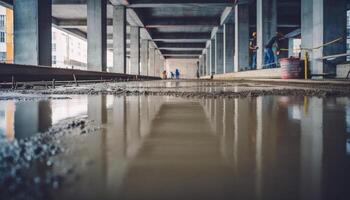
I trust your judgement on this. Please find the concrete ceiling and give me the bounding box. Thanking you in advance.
[1,0,301,59]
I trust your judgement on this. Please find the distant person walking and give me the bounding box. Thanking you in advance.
[162,70,167,79]
[264,32,283,68]
[249,32,258,70]
[175,69,180,79]
[170,72,175,79]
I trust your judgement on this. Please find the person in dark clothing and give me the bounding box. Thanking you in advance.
[175,69,180,79]
[264,32,283,68]
[249,32,258,70]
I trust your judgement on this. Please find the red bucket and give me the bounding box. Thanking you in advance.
[280,58,302,79]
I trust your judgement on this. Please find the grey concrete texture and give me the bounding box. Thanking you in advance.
[215,31,224,74]
[256,0,277,69]
[234,3,250,71]
[223,23,234,73]
[140,39,149,76]
[130,26,140,75]
[113,5,127,73]
[87,0,107,72]
[14,0,52,66]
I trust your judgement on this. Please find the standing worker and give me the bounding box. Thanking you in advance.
[175,69,180,79]
[249,32,258,70]
[264,32,284,68]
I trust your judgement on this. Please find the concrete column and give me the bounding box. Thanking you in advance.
[148,45,155,76]
[202,52,207,76]
[224,23,234,73]
[234,3,250,72]
[302,0,346,76]
[130,26,140,75]
[140,40,149,76]
[210,39,216,75]
[199,55,204,76]
[257,0,277,69]
[215,30,224,74]
[87,0,107,71]
[206,47,210,75]
[113,5,126,73]
[155,52,163,77]
[14,0,52,66]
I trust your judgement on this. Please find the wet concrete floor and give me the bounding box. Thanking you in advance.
[1,80,350,200]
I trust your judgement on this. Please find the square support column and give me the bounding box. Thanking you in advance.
[200,55,204,76]
[140,40,149,76]
[130,26,140,75]
[14,0,52,66]
[224,23,234,73]
[203,53,207,76]
[87,0,107,72]
[155,52,160,77]
[113,5,126,73]
[210,39,216,75]
[148,45,155,76]
[302,0,346,76]
[206,47,210,76]
[235,3,250,72]
[215,30,224,74]
[257,0,277,69]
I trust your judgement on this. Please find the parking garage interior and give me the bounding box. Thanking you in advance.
[0,0,350,200]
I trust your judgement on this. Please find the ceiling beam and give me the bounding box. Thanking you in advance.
[161,50,202,55]
[127,0,234,8]
[165,56,199,59]
[145,17,219,28]
[152,33,211,42]
[157,42,206,48]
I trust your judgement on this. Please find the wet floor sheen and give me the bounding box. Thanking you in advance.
[1,92,350,199]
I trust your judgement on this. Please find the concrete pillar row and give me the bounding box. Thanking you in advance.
[140,39,149,76]
[87,0,107,72]
[301,0,346,76]
[256,0,277,69]
[113,5,126,73]
[235,3,250,72]
[14,0,52,66]
[210,39,216,75]
[130,26,140,75]
[224,23,234,73]
[215,29,224,74]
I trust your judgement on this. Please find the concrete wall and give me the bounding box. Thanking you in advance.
[165,59,198,79]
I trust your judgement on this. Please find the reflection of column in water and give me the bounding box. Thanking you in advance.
[214,98,224,136]
[104,96,128,194]
[255,97,263,200]
[322,97,348,199]
[88,95,107,124]
[233,98,256,199]
[4,101,15,141]
[15,102,38,139]
[125,96,141,157]
[300,97,323,200]
[221,99,235,162]
[38,100,52,133]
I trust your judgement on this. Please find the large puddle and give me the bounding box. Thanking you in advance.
[1,94,350,199]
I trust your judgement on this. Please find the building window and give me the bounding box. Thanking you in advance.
[0,15,5,30]
[52,55,56,64]
[0,32,5,43]
[52,43,56,52]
